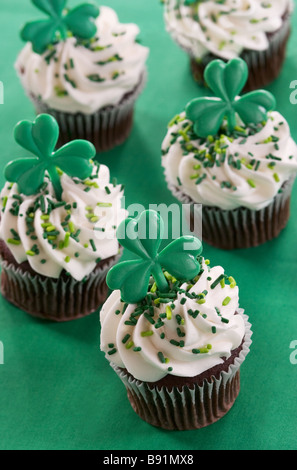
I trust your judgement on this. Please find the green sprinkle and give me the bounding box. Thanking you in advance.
[97,202,112,207]
[144,313,155,325]
[46,225,56,232]
[89,239,97,252]
[108,348,117,356]
[26,250,36,256]
[168,114,182,127]
[141,331,154,337]
[65,256,71,263]
[125,341,134,350]
[68,221,75,233]
[166,306,172,320]
[192,349,200,354]
[222,296,231,306]
[64,232,70,248]
[247,179,256,188]
[7,238,21,245]
[64,73,76,88]
[157,351,166,364]
[199,348,209,354]
[228,276,237,288]
[122,334,130,344]
[210,274,224,290]
[9,229,20,239]
[211,326,216,334]
[150,282,157,293]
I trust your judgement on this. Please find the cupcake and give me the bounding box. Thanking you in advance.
[162,58,297,250]
[163,0,293,91]
[15,1,149,152]
[0,114,127,322]
[100,209,252,430]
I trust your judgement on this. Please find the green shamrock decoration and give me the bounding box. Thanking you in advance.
[4,114,95,201]
[186,58,276,138]
[21,0,100,54]
[107,210,203,304]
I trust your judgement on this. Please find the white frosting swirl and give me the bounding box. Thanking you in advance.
[164,0,292,60]
[100,260,245,382]
[162,111,297,211]
[0,164,127,281]
[15,6,149,114]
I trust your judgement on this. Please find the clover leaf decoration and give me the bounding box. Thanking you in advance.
[4,114,95,201]
[21,0,100,54]
[106,210,203,304]
[186,58,276,139]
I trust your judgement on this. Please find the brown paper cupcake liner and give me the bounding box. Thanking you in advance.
[166,176,295,250]
[0,251,121,322]
[29,72,147,152]
[111,310,252,431]
[185,13,291,92]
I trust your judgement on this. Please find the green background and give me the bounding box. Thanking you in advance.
[0,0,297,451]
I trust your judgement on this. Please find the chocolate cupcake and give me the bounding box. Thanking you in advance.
[100,210,252,430]
[0,114,127,321]
[15,2,149,152]
[163,0,293,91]
[162,58,297,250]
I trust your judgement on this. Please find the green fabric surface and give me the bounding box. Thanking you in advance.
[0,0,297,451]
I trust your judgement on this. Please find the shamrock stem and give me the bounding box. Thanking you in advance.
[48,166,63,201]
[227,110,237,133]
[59,24,69,41]
[151,264,169,293]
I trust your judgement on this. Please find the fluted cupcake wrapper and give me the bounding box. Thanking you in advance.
[0,251,121,322]
[111,310,252,431]
[30,72,147,153]
[166,176,295,250]
[187,14,291,91]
